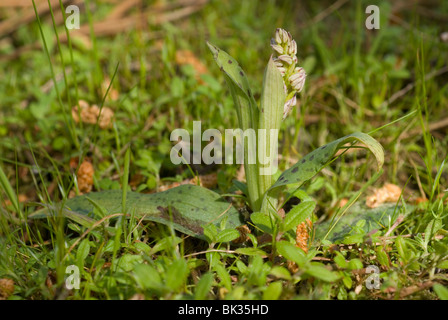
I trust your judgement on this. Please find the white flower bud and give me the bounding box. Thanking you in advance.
[281,29,289,43]
[288,40,297,55]
[289,67,306,92]
[277,67,287,75]
[273,59,283,68]
[271,28,306,120]
[275,28,282,44]
[282,95,297,120]
[271,43,284,55]
[278,54,293,65]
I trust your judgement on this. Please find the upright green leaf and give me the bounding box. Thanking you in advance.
[258,56,287,212]
[207,42,260,210]
[206,42,258,110]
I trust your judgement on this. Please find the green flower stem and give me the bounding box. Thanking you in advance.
[257,57,286,213]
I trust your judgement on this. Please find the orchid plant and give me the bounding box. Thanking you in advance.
[207,28,384,239]
[30,29,384,246]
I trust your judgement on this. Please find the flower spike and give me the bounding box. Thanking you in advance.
[270,28,306,120]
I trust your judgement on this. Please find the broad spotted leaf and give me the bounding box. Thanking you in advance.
[314,202,415,243]
[29,185,244,240]
[269,132,384,192]
[206,41,258,109]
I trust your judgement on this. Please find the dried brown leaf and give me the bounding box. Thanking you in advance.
[77,160,94,194]
[0,279,14,300]
[158,173,217,192]
[366,183,402,208]
[233,225,251,244]
[71,100,114,129]
[295,218,312,253]
[101,77,119,101]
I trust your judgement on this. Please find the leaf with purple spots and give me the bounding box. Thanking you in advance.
[207,41,261,210]
[206,42,258,111]
[29,185,244,240]
[266,132,384,196]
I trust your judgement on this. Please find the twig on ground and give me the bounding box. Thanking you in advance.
[384,214,405,237]
[381,66,448,109]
